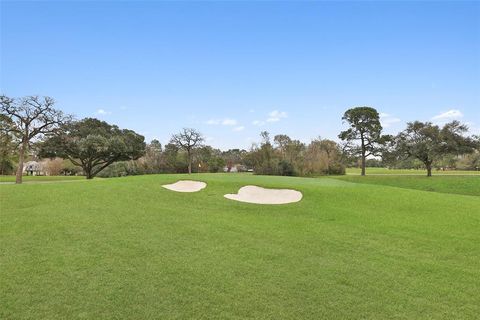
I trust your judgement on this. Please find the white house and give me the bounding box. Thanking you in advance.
[23,161,43,175]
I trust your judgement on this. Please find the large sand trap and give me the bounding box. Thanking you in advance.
[224,185,303,205]
[162,180,207,193]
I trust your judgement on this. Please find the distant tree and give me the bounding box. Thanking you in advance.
[273,134,306,175]
[163,143,186,173]
[170,128,204,174]
[395,121,476,176]
[338,106,386,176]
[222,149,247,172]
[208,156,226,173]
[39,118,145,179]
[0,114,16,175]
[305,138,345,175]
[60,159,81,176]
[149,139,162,153]
[289,140,307,175]
[140,140,163,174]
[260,131,270,145]
[195,146,225,173]
[475,135,480,149]
[284,140,306,164]
[365,158,383,168]
[253,131,279,175]
[0,95,72,183]
[278,160,295,176]
[41,157,64,176]
[456,151,480,171]
[274,134,292,158]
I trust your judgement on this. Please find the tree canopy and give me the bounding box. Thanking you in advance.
[394,120,477,176]
[0,95,71,183]
[170,128,204,174]
[338,106,386,176]
[39,118,145,179]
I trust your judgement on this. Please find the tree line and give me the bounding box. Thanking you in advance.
[1,95,479,183]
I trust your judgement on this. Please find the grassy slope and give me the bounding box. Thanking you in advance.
[0,175,85,183]
[335,175,480,196]
[1,174,479,319]
[346,167,480,175]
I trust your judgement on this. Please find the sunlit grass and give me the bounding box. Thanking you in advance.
[0,175,85,183]
[334,175,479,196]
[1,174,479,319]
[346,167,480,175]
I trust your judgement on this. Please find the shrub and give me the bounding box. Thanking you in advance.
[278,160,295,176]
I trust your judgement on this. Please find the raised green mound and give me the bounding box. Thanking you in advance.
[334,175,480,196]
[346,167,480,175]
[1,174,479,319]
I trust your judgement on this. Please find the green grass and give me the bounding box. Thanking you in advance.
[346,167,480,175]
[0,175,85,183]
[334,175,480,196]
[1,174,479,319]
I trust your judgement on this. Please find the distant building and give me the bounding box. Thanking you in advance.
[23,161,43,176]
[224,165,238,173]
[223,164,248,173]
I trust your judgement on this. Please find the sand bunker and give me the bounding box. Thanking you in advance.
[224,185,303,205]
[162,180,207,193]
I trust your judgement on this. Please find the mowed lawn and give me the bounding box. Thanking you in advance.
[346,167,480,175]
[335,175,480,196]
[0,175,85,183]
[1,174,479,319]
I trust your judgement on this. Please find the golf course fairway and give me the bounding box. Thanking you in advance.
[1,174,479,319]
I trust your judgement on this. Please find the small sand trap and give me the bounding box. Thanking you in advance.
[162,180,207,193]
[224,185,303,205]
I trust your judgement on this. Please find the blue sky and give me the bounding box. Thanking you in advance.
[1,1,479,149]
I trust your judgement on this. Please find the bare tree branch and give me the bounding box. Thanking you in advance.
[170,128,204,174]
[0,95,73,183]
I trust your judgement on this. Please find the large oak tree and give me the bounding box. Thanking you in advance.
[0,114,17,175]
[395,121,476,177]
[39,118,146,179]
[0,95,71,183]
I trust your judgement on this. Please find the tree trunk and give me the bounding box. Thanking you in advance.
[16,140,27,184]
[361,155,366,176]
[426,162,432,177]
[360,133,366,176]
[85,162,93,179]
[362,150,367,176]
[187,150,192,174]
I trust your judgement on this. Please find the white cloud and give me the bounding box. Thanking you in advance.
[206,119,220,125]
[96,109,111,115]
[379,112,401,128]
[233,126,245,132]
[252,110,288,125]
[267,110,288,122]
[206,118,238,126]
[222,118,237,126]
[432,109,463,121]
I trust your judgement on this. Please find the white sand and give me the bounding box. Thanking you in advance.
[224,185,303,205]
[162,180,207,193]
